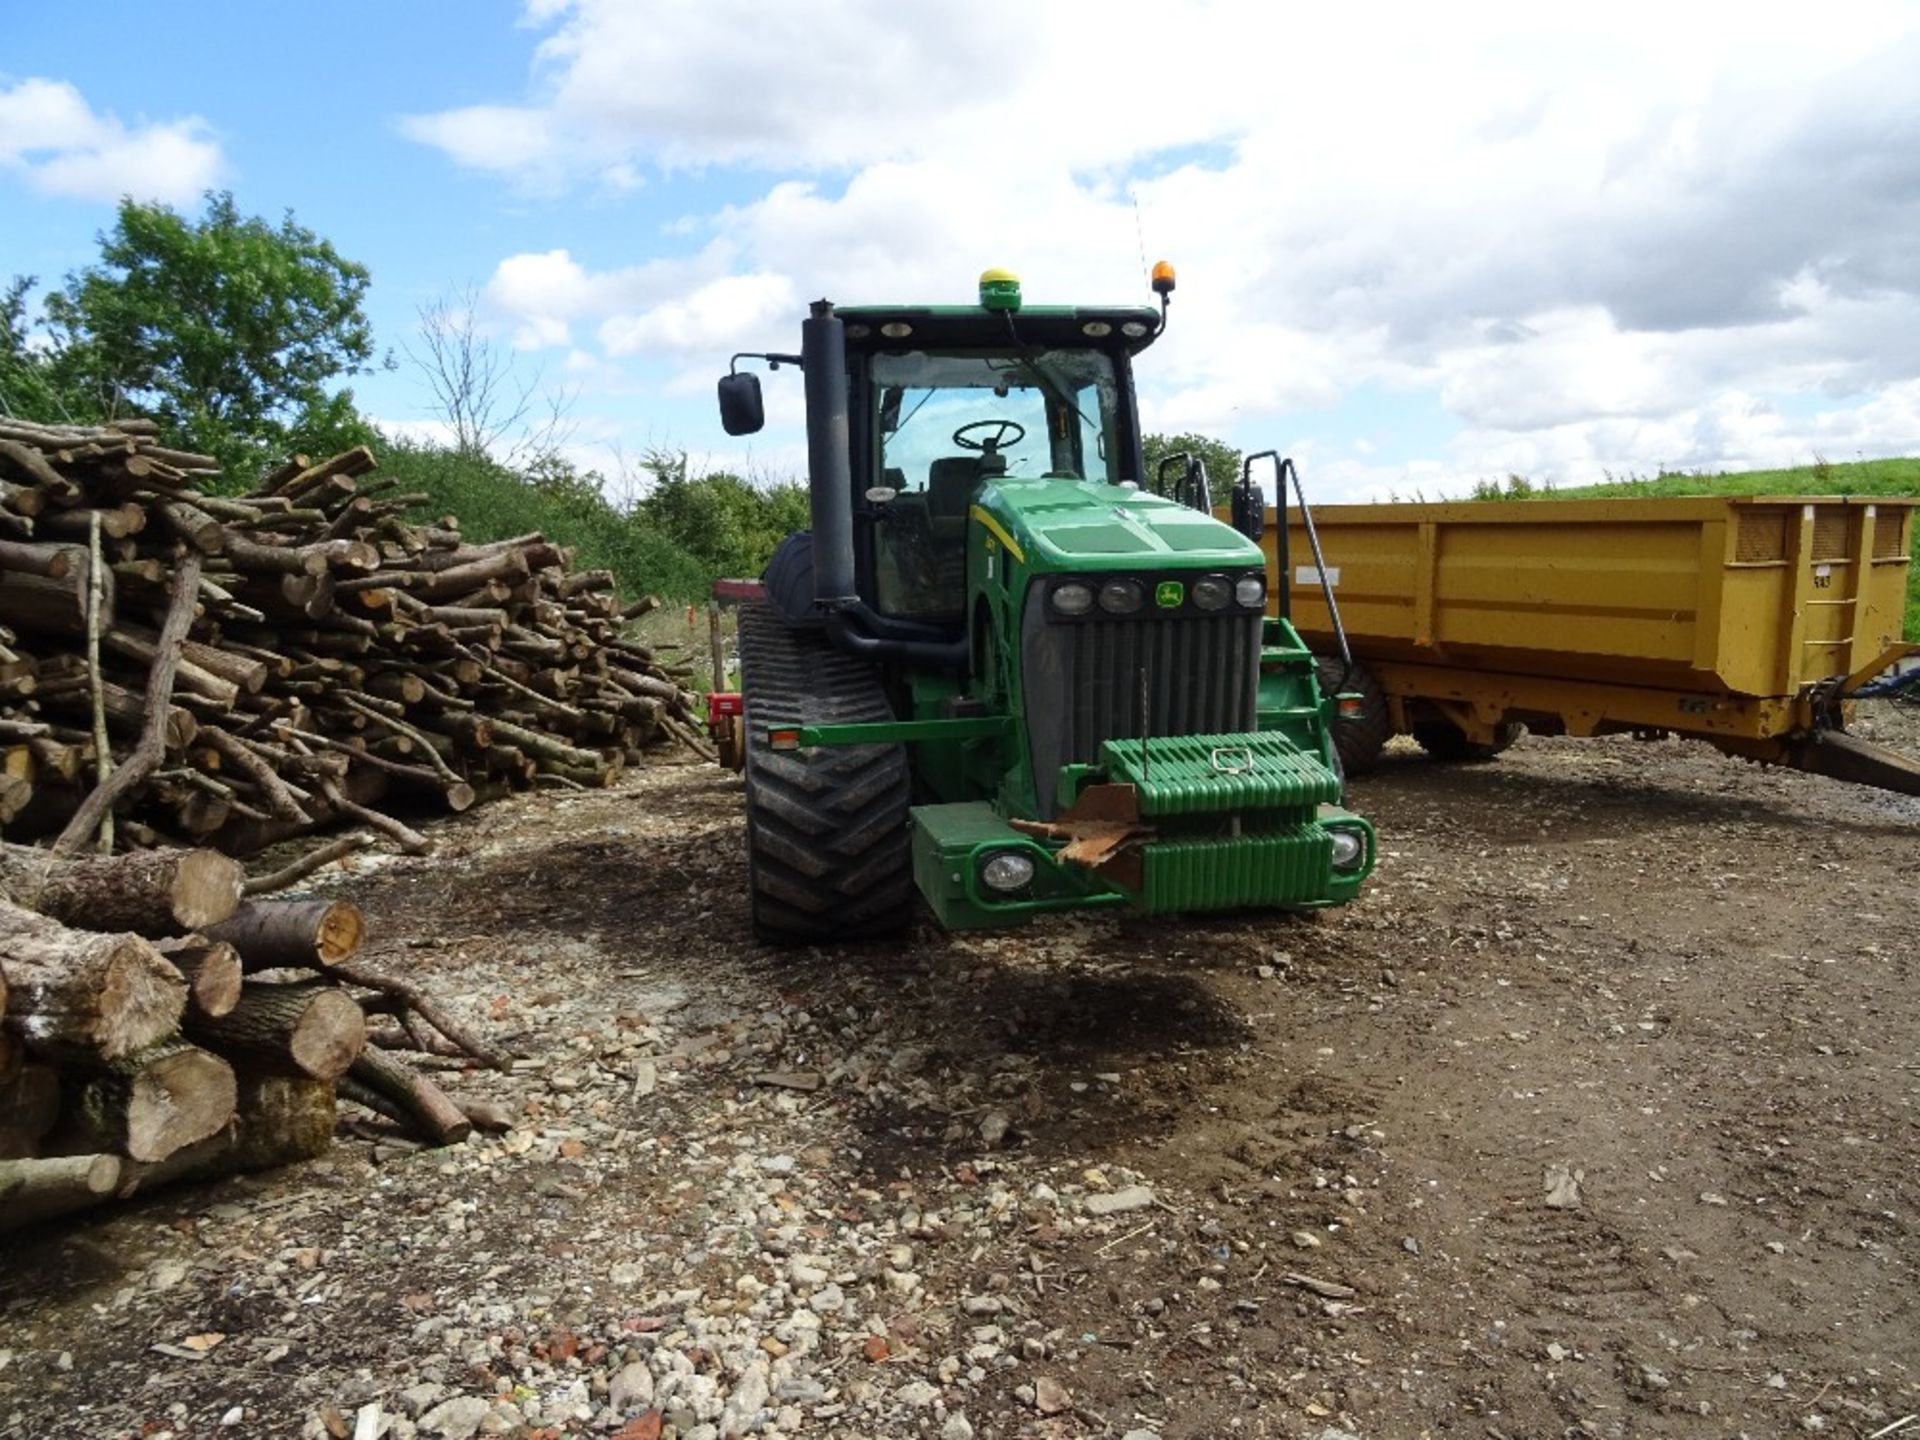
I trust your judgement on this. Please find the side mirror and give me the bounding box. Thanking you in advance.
[1231,482,1266,544]
[717,371,765,436]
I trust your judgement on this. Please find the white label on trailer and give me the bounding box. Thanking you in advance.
[1815,564,1832,579]
[1295,565,1340,587]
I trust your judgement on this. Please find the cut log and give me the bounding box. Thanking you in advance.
[64,1038,236,1163]
[0,1153,122,1231]
[185,980,365,1080]
[199,727,310,822]
[0,900,185,1062]
[152,936,243,1018]
[0,771,31,825]
[346,1044,471,1146]
[0,549,104,637]
[114,1076,333,1199]
[0,842,243,935]
[104,628,239,707]
[203,897,364,969]
[0,540,69,578]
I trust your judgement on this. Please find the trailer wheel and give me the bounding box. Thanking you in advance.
[1315,657,1391,776]
[737,601,916,944]
[1412,716,1523,763]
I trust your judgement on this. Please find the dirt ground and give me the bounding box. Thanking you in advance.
[2,712,1916,1440]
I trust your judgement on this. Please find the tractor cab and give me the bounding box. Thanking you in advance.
[861,329,1131,621]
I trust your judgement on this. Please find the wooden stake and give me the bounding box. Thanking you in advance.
[85,510,112,853]
[53,553,203,857]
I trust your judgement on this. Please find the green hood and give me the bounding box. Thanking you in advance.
[976,477,1262,570]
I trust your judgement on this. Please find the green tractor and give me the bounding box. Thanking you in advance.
[714,265,1374,942]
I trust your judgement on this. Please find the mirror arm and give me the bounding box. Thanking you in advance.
[730,351,804,375]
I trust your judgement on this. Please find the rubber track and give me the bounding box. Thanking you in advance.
[738,602,915,943]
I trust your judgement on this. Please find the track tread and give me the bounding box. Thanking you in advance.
[738,602,914,943]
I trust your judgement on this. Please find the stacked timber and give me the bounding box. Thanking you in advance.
[0,418,700,855]
[0,844,503,1230]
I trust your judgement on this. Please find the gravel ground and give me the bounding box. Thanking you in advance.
[2,709,1916,1440]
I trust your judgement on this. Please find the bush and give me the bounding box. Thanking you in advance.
[373,438,805,602]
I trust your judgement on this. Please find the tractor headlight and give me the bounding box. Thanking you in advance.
[1098,578,1145,614]
[1192,576,1231,611]
[1235,573,1266,609]
[980,851,1037,892]
[1328,829,1366,870]
[1051,581,1094,616]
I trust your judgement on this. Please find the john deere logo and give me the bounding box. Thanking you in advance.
[1155,580,1184,608]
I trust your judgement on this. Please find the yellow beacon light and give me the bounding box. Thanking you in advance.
[979,267,1022,312]
[1151,259,1177,296]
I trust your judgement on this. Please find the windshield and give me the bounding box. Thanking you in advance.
[873,349,1119,489]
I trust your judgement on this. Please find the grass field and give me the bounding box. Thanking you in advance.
[1525,457,1920,639]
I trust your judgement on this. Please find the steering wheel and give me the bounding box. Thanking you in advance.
[952,419,1026,453]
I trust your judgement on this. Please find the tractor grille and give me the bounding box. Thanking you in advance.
[1020,591,1261,816]
[1067,616,1260,759]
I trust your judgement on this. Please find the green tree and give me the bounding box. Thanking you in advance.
[635,448,809,578]
[0,276,99,422]
[1142,431,1245,499]
[43,192,382,477]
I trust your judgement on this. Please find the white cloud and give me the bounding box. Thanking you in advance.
[599,272,796,357]
[417,2,1920,493]
[0,78,222,204]
[397,104,555,176]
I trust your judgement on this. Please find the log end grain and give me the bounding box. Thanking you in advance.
[290,989,367,1081]
[156,937,244,1019]
[170,850,246,931]
[315,901,364,963]
[114,1047,237,1163]
[93,939,191,1061]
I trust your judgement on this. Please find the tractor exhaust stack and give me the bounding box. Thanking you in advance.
[801,299,857,609]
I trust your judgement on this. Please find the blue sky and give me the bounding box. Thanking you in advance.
[6,1,1920,499]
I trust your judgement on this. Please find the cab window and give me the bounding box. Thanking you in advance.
[870,349,1118,618]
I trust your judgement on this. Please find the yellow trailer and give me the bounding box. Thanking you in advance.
[1256,493,1920,793]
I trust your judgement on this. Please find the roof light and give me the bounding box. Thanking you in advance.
[1151,259,1177,296]
[979,267,1023,312]
[880,321,913,338]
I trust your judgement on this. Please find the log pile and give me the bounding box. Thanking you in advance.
[0,417,699,856]
[0,843,501,1230]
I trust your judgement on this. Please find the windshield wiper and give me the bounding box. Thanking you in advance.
[997,315,1100,447]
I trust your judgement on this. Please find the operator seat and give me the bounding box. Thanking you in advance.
[926,456,980,543]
